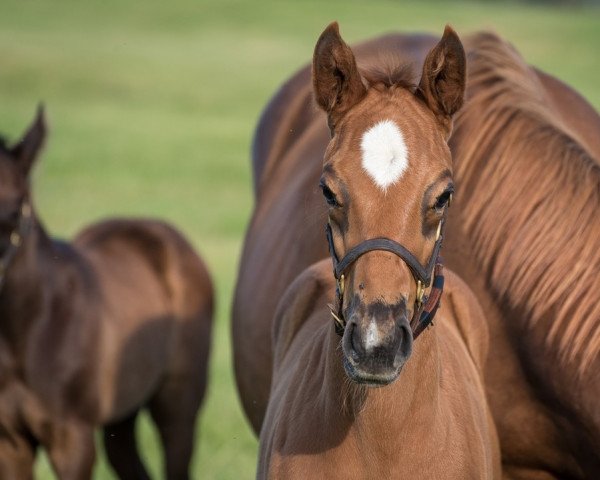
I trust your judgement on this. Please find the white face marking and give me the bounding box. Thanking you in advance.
[364,320,381,352]
[360,119,409,190]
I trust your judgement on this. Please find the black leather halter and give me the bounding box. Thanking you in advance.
[0,199,33,291]
[325,220,445,339]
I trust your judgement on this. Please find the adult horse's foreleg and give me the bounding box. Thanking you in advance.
[103,411,150,480]
[44,418,95,480]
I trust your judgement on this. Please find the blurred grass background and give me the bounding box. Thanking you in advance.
[0,0,598,478]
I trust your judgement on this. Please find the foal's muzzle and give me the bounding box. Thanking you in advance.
[341,303,413,386]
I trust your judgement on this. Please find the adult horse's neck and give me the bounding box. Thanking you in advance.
[444,32,600,474]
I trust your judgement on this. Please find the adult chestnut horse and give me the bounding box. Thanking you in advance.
[0,109,213,480]
[233,24,600,480]
[256,24,500,478]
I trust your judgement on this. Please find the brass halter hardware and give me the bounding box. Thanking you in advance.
[337,274,345,296]
[10,232,21,247]
[415,280,425,308]
[325,219,446,339]
[415,218,441,310]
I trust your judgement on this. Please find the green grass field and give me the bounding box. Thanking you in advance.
[0,1,598,478]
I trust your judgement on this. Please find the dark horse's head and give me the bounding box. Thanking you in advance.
[313,23,465,386]
[0,108,45,261]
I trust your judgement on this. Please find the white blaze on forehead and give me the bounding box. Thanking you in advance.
[360,119,409,189]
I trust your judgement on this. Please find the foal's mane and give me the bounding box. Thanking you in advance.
[454,32,600,374]
[361,60,418,92]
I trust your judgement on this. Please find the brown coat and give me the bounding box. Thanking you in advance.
[259,260,500,479]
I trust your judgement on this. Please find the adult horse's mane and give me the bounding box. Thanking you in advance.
[453,32,600,373]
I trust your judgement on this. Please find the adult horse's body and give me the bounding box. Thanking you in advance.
[232,27,600,479]
[0,110,213,480]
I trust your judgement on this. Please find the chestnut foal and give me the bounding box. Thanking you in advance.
[257,24,499,479]
[0,109,213,480]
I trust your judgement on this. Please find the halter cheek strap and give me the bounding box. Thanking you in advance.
[325,221,445,339]
[0,200,33,291]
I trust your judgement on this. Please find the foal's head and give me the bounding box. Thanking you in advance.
[0,108,45,261]
[313,23,465,385]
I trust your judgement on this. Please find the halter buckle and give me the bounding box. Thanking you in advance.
[337,274,345,296]
[416,280,424,308]
[10,232,21,247]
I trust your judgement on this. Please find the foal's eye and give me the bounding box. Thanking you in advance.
[434,190,453,211]
[320,183,339,207]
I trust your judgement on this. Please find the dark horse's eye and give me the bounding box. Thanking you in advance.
[434,189,453,211]
[320,183,338,207]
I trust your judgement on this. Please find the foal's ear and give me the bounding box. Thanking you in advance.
[11,104,47,176]
[312,22,366,131]
[418,26,466,136]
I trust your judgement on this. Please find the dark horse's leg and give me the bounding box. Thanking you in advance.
[103,412,150,480]
[148,371,205,480]
[146,319,208,480]
[45,418,95,480]
[0,435,36,480]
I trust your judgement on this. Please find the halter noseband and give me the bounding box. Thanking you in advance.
[0,199,33,291]
[325,220,445,339]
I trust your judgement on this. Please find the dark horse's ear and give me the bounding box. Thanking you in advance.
[312,22,366,132]
[418,26,466,137]
[11,104,47,176]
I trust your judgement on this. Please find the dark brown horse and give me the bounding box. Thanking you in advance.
[232,24,600,479]
[256,24,500,478]
[0,109,213,480]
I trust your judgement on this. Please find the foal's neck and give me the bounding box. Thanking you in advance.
[324,325,442,440]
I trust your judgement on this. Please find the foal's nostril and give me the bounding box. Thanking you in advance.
[393,322,413,368]
[344,316,412,367]
[348,322,363,361]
